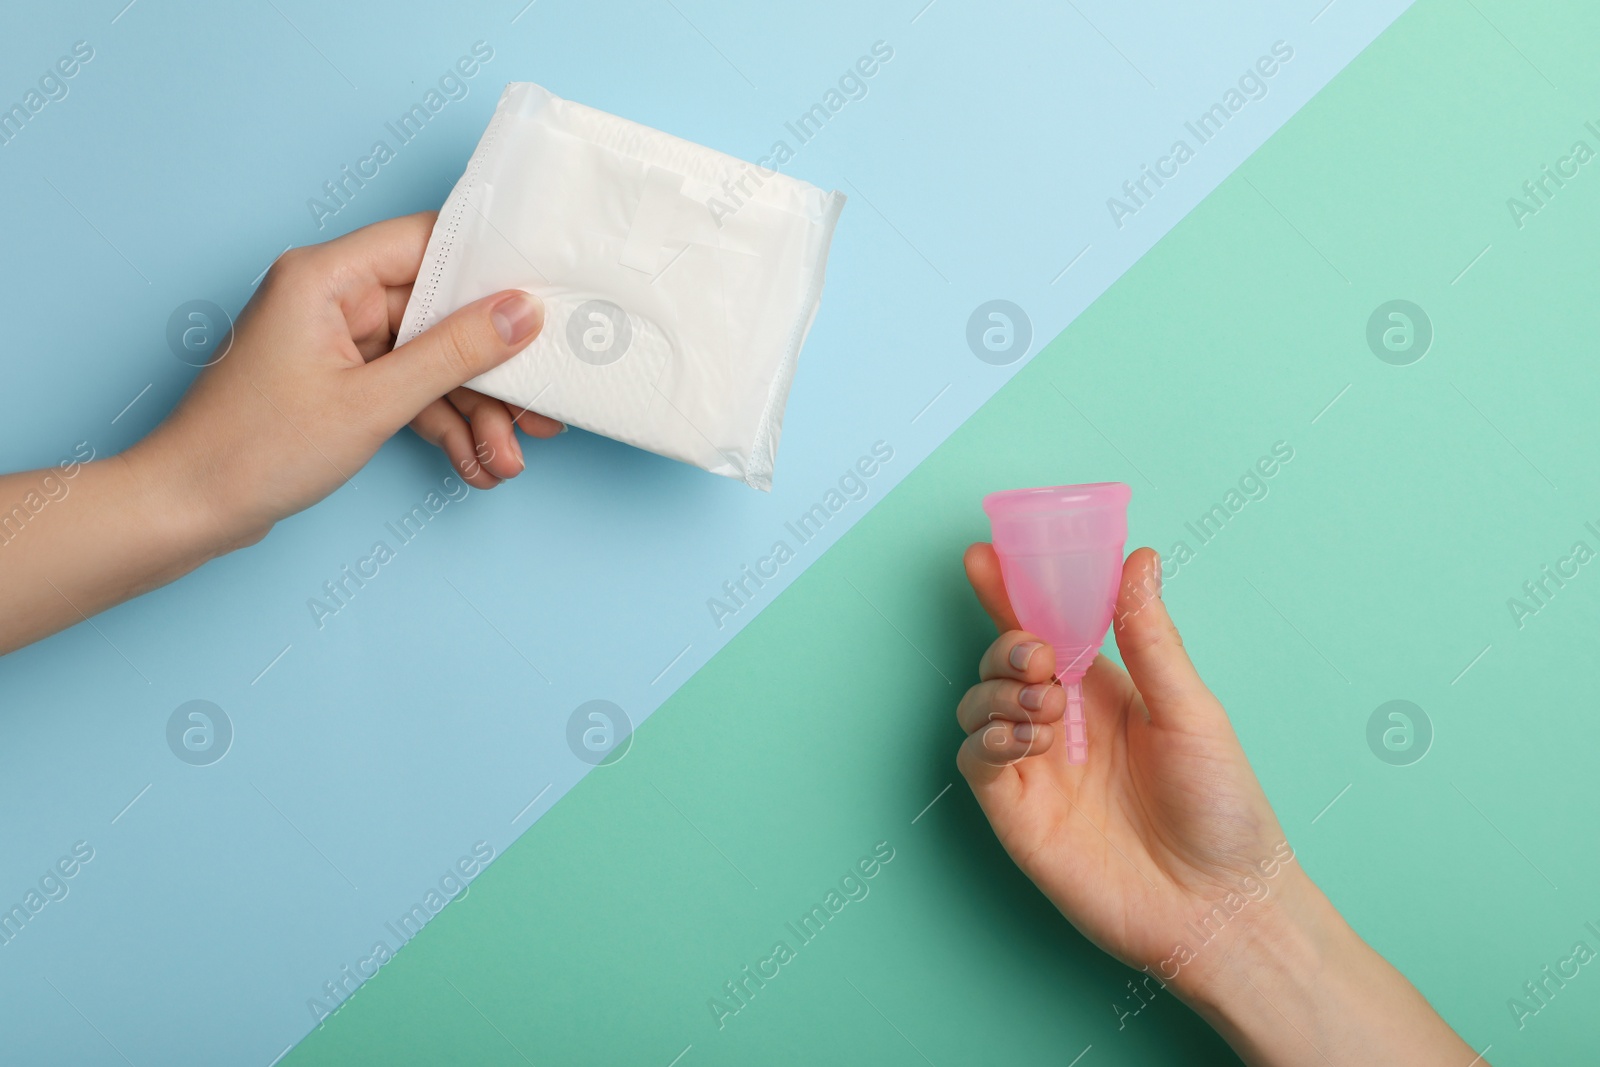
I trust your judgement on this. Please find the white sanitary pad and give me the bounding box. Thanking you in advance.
[397,82,846,491]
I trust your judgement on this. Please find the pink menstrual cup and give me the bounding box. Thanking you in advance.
[982,482,1131,765]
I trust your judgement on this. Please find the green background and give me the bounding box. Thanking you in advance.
[292,1,1600,1062]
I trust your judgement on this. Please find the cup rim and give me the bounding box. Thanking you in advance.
[982,481,1131,517]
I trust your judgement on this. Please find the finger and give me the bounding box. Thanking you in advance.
[513,407,565,439]
[956,678,1066,734]
[1081,651,1135,727]
[957,720,1055,786]
[1111,547,1220,730]
[367,290,544,430]
[448,389,525,480]
[386,282,414,338]
[353,328,395,364]
[964,542,1021,632]
[409,398,502,490]
[314,212,439,290]
[977,630,1057,684]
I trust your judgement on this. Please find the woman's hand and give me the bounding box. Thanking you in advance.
[0,212,560,654]
[957,544,1479,1065]
[958,544,1298,997]
[132,211,561,548]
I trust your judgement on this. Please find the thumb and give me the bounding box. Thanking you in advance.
[370,290,544,426]
[1111,547,1220,731]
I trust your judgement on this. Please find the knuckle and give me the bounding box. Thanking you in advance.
[444,429,480,477]
[262,246,312,290]
[980,732,1021,765]
[984,633,1021,675]
[955,687,983,730]
[986,681,1018,720]
[981,723,1011,751]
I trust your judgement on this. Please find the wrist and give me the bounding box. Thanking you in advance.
[1170,868,1475,1066]
[1178,868,1350,1022]
[1173,869,1360,1066]
[121,430,272,565]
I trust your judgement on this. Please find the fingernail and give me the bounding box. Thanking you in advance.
[491,291,542,346]
[1018,683,1051,712]
[1014,723,1038,743]
[510,434,525,471]
[1010,642,1043,671]
[557,423,569,434]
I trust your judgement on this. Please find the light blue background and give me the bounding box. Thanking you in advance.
[0,1,1406,1062]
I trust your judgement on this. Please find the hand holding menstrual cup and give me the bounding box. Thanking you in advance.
[981,483,1131,764]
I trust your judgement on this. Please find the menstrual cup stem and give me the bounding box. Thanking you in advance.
[1064,681,1087,765]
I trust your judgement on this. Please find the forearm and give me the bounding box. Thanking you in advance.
[1184,873,1480,1066]
[0,441,251,654]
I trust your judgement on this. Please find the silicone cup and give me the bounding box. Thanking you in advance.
[982,482,1132,765]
